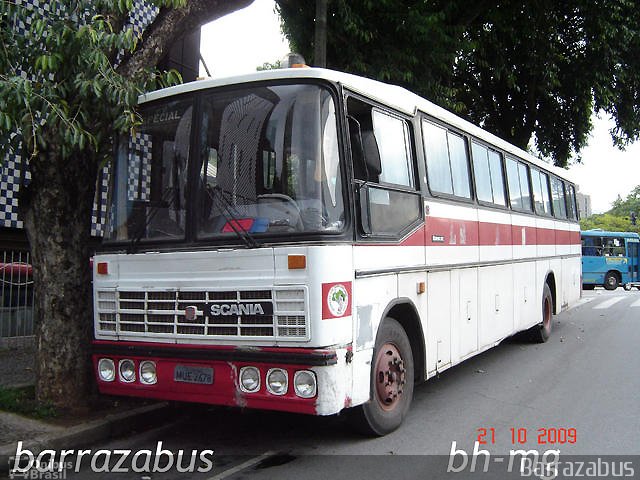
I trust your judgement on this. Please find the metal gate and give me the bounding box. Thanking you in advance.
[0,249,34,339]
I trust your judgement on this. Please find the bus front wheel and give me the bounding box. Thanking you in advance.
[348,317,414,436]
[604,272,619,290]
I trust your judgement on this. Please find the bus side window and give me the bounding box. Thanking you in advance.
[422,120,472,199]
[531,167,552,216]
[347,98,381,183]
[541,172,552,214]
[518,162,533,211]
[551,176,567,219]
[346,98,416,189]
[347,96,421,237]
[372,109,413,187]
[582,236,600,256]
[472,142,506,206]
[565,183,578,220]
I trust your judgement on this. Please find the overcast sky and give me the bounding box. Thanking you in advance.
[200,0,639,215]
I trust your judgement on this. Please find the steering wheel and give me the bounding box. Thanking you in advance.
[257,194,304,231]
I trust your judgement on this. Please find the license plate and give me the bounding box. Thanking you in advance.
[174,365,214,385]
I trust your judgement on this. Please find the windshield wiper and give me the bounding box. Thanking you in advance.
[206,185,259,249]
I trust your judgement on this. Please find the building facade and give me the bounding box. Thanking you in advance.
[576,190,593,219]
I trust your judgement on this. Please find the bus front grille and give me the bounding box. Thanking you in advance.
[95,287,309,341]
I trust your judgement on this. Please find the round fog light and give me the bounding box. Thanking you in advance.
[266,368,288,395]
[119,359,136,383]
[294,370,317,398]
[98,358,115,382]
[139,361,157,385]
[239,366,260,393]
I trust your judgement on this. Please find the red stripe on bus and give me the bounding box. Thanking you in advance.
[424,217,479,246]
[393,217,580,247]
[478,222,513,246]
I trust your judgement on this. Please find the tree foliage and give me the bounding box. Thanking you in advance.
[0,0,254,409]
[276,0,640,167]
[257,59,282,71]
[580,186,640,233]
[609,186,640,218]
[580,213,640,234]
[0,1,184,161]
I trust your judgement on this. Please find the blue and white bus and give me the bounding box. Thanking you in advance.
[581,230,640,290]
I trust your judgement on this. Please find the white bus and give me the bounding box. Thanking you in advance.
[92,68,581,435]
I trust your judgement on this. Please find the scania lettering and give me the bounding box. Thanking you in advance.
[210,303,266,316]
[92,68,581,435]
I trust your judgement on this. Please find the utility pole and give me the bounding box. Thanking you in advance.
[314,0,327,67]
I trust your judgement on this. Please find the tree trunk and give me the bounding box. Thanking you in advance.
[13,0,257,412]
[117,0,255,78]
[313,0,327,67]
[21,145,98,410]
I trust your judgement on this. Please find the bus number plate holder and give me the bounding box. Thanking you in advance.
[174,365,214,385]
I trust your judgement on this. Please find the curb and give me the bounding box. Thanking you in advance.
[0,402,170,474]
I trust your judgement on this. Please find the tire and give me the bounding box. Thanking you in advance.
[603,272,619,290]
[348,317,414,436]
[530,283,553,343]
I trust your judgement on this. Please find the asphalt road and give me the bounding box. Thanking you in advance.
[60,288,640,480]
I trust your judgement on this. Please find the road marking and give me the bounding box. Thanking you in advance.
[631,298,640,307]
[206,451,276,480]
[593,297,625,309]
[571,297,596,310]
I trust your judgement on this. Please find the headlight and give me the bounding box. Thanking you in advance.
[239,366,260,393]
[266,368,288,395]
[119,359,136,383]
[139,361,157,385]
[293,370,317,398]
[98,358,115,382]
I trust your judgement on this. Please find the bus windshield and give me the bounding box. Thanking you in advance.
[104,83,345,245]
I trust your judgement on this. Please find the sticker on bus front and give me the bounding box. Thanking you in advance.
[322,282,352,320]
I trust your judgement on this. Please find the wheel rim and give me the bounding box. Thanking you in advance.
[373,343,406,411]
[607,276,617,288]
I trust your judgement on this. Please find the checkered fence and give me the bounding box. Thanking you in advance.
[1,0,157,235]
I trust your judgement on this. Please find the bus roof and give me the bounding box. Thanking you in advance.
[139,67,575,184]
[581,230,640,239]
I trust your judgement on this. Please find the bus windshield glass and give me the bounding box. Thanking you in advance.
[198,84,344,239]
[104,83,345,244]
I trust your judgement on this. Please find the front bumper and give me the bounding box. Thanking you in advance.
[92,341,351,416]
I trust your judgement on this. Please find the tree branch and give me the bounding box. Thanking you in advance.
[117,0,255,79]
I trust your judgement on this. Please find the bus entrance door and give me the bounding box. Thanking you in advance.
[628,240,639,285]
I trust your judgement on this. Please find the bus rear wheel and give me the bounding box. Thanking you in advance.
[604,272,619,290]
[348,317,414,436]
[530,283,553,343]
